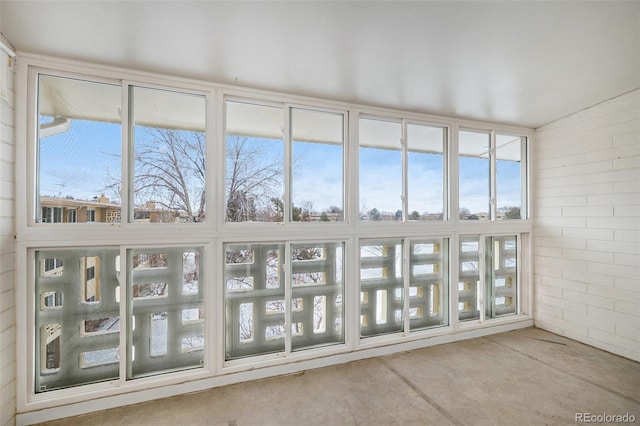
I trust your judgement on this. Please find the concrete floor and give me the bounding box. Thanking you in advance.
[40,327,640,426]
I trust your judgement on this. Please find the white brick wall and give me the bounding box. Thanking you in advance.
[534,89,640,362]
[0,35,16,426]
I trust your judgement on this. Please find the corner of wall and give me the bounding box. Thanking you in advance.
[533,88,640,362]
[0,33,17,426]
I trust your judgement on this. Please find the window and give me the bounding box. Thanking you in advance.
[485,235,518,318]
[225,242,344,359]
[459,130,527,220]
[36,75,207,226]
[34,246,204,390]
[22,61,531,407]
[291,242,344,350]
[360,240,404,335]
[496,135,526,220]
[225,101,284,222]
[128,247,205,378]
[41,207,63,223]
[37,75,121,224]
[409,239,449,329]
[359,117,447,221]
[291,108,344,222]
[407,124,446,221]
[360,238,449,337]
[225,100,345,223]
[458,237,481,321]
[458,235,518,322]
[359,119,402,221]
[130,86,206,223]
[35,249,120,392]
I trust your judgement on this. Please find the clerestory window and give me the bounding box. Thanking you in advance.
[459,130,527,220]
[35,74,207,225]
[225,100,345,223]
[359,117,447,222]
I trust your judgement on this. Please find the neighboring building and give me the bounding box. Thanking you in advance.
[40,195,120,223]
[133,201,189,223]
[39,197,190,223]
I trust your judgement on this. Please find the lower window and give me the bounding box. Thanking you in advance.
[35,248,120,392]
[34,246,205,392]
[224,241,345,360]
[127,247,205,378]
[458,235,518,322]
[359,238,449,338]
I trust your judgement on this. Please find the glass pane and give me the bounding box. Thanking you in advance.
[291,109,344,222]
[496,134,525,220]
[37,75,121,224]
[458,236,480,321]
[225,243,285,359]
[131,87,206,223]
[225,101,284,222]
[291,242,344,351]
[35,248,120,392]
[485,236,517,318]
[407,124,445,221]
[409,238,449,330]
[360,239,404,337]
[128,247,204,378]
[359,118,402,221]
[459,131,490,220]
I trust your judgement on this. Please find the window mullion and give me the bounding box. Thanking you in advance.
[490,130,497,221]
[521,137,529,220]
[450,124,459,223]
[450,233,459,330]
[349,110,359,226]
[478,235,486,323]
[516,234,522,316]
[284,106,292,222]
[443,126,451,221]
[284,243,292,354]
[401,119,408,221]
[403,239,410,335]
[124,83,134,225]
[125,248,134,379]
[118,246,127,385]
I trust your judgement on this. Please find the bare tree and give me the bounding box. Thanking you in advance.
[124,131,287,223]
[133,128,206,221]
[226,135,283,222]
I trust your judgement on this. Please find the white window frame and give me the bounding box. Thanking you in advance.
[458,128,528,221]
[222,96,348,226]
[358,114,450,223]
[14,54,533,423]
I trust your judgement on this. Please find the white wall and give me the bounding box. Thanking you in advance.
[0,35,16,426]
[533,89,640,362]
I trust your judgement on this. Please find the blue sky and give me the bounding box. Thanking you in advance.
[39,119,121,201]
[39,119,522,215]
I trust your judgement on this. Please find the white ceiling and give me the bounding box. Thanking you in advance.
[1,1,639,128]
